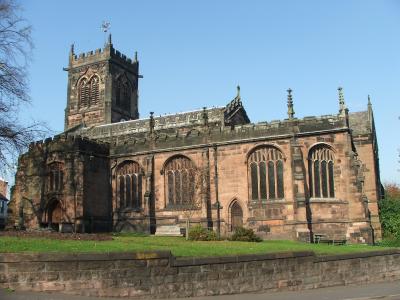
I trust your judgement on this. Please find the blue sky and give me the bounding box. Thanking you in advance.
[20,0,399,184]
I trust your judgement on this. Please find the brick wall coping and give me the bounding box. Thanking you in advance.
[315,249,400,262]
[0,249,398,265]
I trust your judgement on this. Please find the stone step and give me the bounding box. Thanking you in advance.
[155,225,183,237]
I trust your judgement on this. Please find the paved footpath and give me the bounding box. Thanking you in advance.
[1,281,400,300]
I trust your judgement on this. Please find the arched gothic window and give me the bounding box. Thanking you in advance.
[78,75,100,108]
[116,161,142,209]
[308,145,335,198]
[248,146,284,202]
[164,156,196,208]
[48,162,64,192]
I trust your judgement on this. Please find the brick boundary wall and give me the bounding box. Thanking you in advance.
[0,249,399,298]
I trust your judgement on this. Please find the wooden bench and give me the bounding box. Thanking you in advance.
[314,234,346,245]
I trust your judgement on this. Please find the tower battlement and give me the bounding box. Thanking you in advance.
[69,34,138,71]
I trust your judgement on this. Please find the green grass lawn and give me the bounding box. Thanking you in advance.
[0,234,395,257]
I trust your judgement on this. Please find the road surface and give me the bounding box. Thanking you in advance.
[1,281,399,300]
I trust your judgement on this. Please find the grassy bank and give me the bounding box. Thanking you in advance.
[0,234,395,257]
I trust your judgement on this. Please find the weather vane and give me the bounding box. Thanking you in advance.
[101,21,111,44]
[101,21,111,33]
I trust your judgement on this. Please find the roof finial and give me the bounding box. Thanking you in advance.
[338,87,346,116]
[287,88,295,119]
[367,95,373,125]
[236,85,240,98]
[149,111,155,137]
[134,51,138,62]
[108,33,112,45]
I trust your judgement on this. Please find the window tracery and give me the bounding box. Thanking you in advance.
[308,145,335,198]
[78,75,100,108]
[164,156,196,207]
[116,161,142,209]
[48,162,64,192]
[248,146,284,202]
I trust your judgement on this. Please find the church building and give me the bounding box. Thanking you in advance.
[8,36,382,243]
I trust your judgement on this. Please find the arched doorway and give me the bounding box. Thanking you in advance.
[48,200,62,231]
[230,201,243,231]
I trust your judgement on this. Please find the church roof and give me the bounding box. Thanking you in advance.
[71,90,250,140]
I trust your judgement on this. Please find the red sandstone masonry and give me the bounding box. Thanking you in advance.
[0,250,399,298]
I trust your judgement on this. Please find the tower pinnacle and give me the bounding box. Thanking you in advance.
[338,87,347,117]
[287,88,295,119]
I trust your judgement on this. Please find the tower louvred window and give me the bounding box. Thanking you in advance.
[79,78,88,107]
[90,76,99,105]
[248,146,285,202]
[309,145,335,198]
[78,75,100,108]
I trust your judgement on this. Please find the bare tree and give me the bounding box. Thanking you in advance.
[180,168,203,240]
[0,0,47,171]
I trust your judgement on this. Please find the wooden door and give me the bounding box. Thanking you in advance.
[231,202,243,230]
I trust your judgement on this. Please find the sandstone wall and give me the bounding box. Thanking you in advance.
[0,250,399,298]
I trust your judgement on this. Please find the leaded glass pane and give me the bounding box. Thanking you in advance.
[277,160,284,198]
[49,172,54,191]
[181,170,189,205]
[132,175,138,208]
[250,163,258,200]
[328,161,335,198]
[259,162,267,200]
[268,161,276,199]
[54,172,59,191]
[321,161,328,197]
[59,172,63,191]
[125,175,131,207]
[138,175,142,208]
[314,161,321,198]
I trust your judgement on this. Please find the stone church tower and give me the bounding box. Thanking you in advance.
[64,34,139,130]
